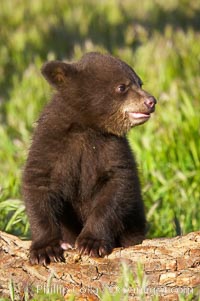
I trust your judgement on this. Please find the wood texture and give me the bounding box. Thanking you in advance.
[0,231,200,300]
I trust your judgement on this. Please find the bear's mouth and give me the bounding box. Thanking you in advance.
[126,111,151,126]
[128,112,151,120]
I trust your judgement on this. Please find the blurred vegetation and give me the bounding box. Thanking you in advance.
[0,0,200,241]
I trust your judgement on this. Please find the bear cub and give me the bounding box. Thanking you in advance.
[23,52,156,265]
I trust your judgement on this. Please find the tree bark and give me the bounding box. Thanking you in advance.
[0,231,200,300]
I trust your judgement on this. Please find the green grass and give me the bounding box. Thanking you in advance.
[0,0,199,239]
[0,0,200,299]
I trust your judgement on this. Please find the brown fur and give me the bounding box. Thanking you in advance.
[23,52,156,264]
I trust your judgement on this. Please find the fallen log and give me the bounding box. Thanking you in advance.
[0,231,200,300]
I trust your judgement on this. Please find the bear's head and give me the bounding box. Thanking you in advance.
[41,52,156,136]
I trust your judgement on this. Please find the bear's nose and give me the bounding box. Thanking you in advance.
[144,96,157,109]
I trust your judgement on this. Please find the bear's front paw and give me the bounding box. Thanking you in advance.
[30,242,65,265]
[76,234,113,257]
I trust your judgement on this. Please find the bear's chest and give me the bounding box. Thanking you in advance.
[80,133,111,187]
[66,127,130,200]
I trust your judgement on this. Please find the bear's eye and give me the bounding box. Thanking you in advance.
[116,84,127,93]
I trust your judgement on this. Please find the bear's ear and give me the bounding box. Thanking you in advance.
[41,61,77,89]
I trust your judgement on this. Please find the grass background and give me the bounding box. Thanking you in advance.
[0,0,200,300]
[0,0,199,241]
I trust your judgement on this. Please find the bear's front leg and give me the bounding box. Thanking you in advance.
[75,167,146,257]
[24,189,65,265]
[75,180,127,257]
